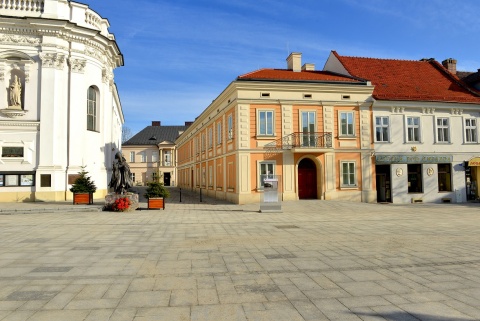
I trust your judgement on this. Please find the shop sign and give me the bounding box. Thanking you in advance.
[468,157,480,166]
[375,154,453,164]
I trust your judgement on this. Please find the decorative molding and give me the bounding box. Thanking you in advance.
[0,120,40,128]
[422,108,435,114]
[0,33,41,45]
[102,68,113,84]
[451,108,463,115]
[0,109,28,118]
[391,106,405,113]
[68,58,86,73]
[39,53,66,70]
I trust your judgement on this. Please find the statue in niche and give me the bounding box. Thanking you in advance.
[9,75,22,109]
[109,151,134,194]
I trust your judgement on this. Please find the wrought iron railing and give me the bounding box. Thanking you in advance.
[265,132,333,153]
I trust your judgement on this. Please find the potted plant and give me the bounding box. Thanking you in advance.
[144,181,169,210]
[70,166,97,205]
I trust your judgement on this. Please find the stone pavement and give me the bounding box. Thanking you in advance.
[0,189,479,320]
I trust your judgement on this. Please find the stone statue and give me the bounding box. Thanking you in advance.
[109,151,134,194]
[9,75,22,109]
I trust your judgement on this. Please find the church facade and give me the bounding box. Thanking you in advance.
[0,0,124,202]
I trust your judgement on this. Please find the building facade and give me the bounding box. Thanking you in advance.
[122,121,190,186]
[0,0,124,202]
[325,51,480,203]
[176,53,376,204]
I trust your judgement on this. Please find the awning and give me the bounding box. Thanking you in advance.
[468,157,480,166]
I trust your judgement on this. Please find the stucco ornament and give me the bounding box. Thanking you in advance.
[396,168,403,177]
[427,167,434,176]
[9,75,22,109]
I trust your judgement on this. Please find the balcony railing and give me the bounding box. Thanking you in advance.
[265,132,333,153]
[0,0,44,13]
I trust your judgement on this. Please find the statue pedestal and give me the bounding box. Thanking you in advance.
[105,193,139,211]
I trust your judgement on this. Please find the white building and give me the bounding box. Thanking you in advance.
[0,0,124,202]
[325,52,480,203]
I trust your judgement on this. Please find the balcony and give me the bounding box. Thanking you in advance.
[265,132,333,154]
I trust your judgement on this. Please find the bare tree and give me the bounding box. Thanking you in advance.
[122,126,133,143]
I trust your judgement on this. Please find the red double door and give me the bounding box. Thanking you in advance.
[298,158,317,199]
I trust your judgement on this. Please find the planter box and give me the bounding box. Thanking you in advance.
[73,193,93,205]
[148,197,165,210]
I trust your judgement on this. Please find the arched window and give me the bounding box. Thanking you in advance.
[87,86,98,131]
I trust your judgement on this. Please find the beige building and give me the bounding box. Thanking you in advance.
[122,121,190,186]
[176,53,376,204]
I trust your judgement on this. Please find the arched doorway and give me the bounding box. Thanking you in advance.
[298,158,317,199]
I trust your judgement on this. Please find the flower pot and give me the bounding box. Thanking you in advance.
[73,193,93,205]
[148,197,165,210]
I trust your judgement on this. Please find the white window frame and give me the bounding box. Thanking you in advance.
[340,161,357,187]
[257,161,275,190]
[375,116,389,142]
[435,117,450,143]
[208,128,213,148]
[257,110,275,136]
[152,150,159,163]
[130,151,135,163]
[87,86,98,132]
[227,114,233,140]
[406,116,421,143]
[164,150,171,166]
[217,122,222,145]
[339,111,355,137]
[465,118,478,143]
[201,133,206,151]
[141,151,146,163]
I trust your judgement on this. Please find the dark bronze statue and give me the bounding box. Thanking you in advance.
[109,152,134,194]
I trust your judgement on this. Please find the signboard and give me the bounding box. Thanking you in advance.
[375,154,453,164]
[468,157,480,166]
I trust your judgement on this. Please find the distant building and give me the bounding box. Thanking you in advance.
[176,53,376,204]
[324,52,480,203]
[0,0,124,202]
[122,121,191,186]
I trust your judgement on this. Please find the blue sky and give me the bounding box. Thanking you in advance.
[88,0,480,135]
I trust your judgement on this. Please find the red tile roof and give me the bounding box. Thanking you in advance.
[332,51,480,104]
[238,68,362,83]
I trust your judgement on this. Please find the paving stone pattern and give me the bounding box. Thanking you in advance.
[0,190,479,320]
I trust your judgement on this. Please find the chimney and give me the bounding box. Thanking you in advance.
[287,52,302,72]
[442,58,457,75]
[302,63,315,71]
[185,121,193,127]
[152,121,161,126]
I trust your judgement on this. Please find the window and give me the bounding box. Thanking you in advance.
[164,150,171,166]
[208,128,213,148]
[259,161,275,189]
[40,174,51,187]
[406,117,420,142]
[438,164,451,192]
[227,115,233,139]
[87,86,97,131]
[341,161,356,187]
[339,111,354,136]
[465,118,477,143]
[301,111,316,146]
[152,151,159,163]
[258,110,274,136]
[436,118,449,143]
[130,152,135,163]
[408,164,423,193]
[1,147,23,157]
[131,172,135,182]
[217,122,222,145]
[201,133,206,151]
[141,151,146,162]
[0,173,34,187]
[375,116,389,142]
[208,165,213,187]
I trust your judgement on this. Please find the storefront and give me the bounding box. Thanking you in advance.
[375,154,464,203]
[465,157,480,201]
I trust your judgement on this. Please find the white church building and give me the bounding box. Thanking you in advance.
[0,0,124,202]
